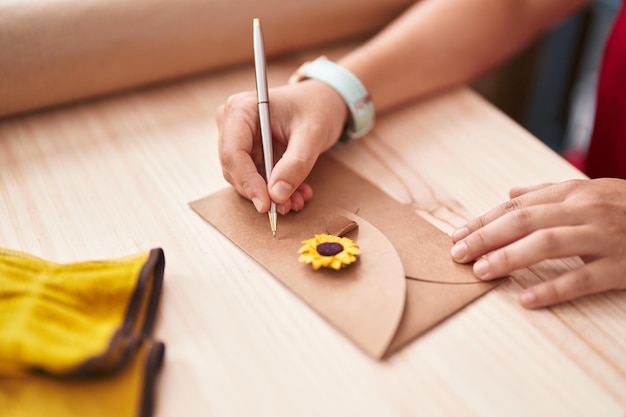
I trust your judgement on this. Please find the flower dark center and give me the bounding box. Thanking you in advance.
[317,242,344,256]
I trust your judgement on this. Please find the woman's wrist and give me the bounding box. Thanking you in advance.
[300,79,350,148]
[289,56,375,142]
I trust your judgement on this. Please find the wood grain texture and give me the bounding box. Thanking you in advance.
[0,46,624,417]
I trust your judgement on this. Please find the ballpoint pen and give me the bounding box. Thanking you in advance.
[253,18,277,237]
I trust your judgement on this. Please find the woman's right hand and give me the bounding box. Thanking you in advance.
[216,79,348,215]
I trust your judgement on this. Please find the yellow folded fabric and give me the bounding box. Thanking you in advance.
[0,247,165,417]
[0,340,165,417]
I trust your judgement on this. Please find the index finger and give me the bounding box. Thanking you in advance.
[452,182,566,242]
[217,93,271,212]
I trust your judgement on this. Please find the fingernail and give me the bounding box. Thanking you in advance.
[450,242,467,261]
[252,198,263,212]
[271,180,293,201]
[520,291,537,308]
[473,259,490,279]
[277,204,287,215]
[452,227,469,242]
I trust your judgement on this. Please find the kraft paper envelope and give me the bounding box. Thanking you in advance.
[190,155,502,359]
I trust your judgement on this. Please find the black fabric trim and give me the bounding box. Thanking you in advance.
[139,341,166,417]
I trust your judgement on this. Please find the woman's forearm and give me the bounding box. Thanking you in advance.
[338,0,592,114]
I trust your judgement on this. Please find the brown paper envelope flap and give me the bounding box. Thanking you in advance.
[309,165,502,354]
[307,155,480,284]
[189,194,406,359]
[386,279,500,356]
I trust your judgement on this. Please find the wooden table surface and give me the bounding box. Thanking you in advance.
[1,46,625,417]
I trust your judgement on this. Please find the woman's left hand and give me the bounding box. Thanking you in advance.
[450,178,626,308]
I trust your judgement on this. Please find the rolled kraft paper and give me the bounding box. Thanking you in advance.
[0,0,413,118]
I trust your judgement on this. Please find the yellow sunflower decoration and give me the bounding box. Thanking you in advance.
[298,234,360,270]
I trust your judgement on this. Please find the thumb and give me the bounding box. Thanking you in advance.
[267,130,324,203]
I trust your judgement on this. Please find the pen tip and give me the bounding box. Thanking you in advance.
[253,18,260,26]
[268,211,277,238]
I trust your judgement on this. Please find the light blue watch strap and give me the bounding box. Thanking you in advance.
[290,57,375,141]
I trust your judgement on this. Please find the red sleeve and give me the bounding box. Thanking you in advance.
[585,3,626,179]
